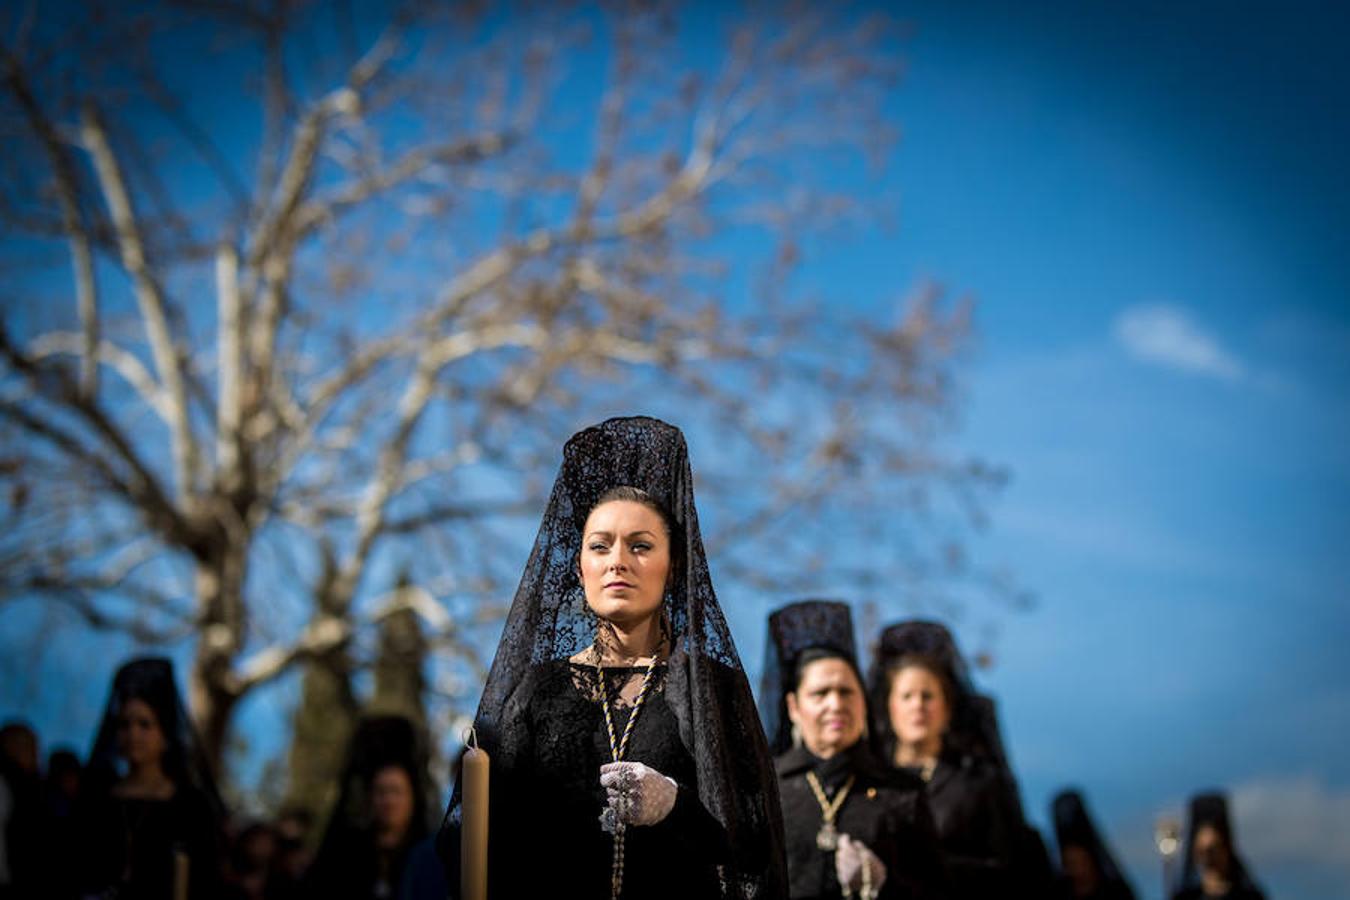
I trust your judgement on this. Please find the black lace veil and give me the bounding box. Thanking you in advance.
[1176,791,1261,895]
[1052,789,1135,897]
[759,599,861,755]
[313,715,434,855]
[439,415,787,899]
[84,657,224,817]
[866,621,1007,768]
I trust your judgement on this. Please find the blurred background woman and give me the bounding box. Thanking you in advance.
[868,621,1036,899]
[762,600,948,900]
[305,715,433,900]
[1171,792,1265,900]
[74,657,225,899]
[1051,789,1135,900]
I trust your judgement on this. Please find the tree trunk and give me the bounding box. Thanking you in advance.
[369,582,429,733]
[188,538,248,777]
[284,574,360,841]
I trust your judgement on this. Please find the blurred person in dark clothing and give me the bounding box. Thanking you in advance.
[72,657,226,899]
[868,623,1028,900]
[0,721,42,899]
[42,748,83,899]
[1171,792,1265,900]
[763,601,949,900]
[224,821,277,900]
[1051,789,1135,900]
[266,808,314,900]
[305,716,432,900]
[44,749,82,819]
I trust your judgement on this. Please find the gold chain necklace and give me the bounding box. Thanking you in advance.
[595,652,660,900]
[804,771,855,851]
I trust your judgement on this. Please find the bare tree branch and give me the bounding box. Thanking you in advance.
[80,102,200,504]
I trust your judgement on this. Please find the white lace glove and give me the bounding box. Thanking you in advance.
[599,761,678,827]
[835,833,887,897]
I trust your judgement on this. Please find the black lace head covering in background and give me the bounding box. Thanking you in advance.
[315,715,434,849]
[83,656,224,817]
[759,599,863,755]
[1053,789,1136,899]
[307,715,434,893]
[866,621,1009,775]
[1176,791,1263,898]
[439,415,788,899]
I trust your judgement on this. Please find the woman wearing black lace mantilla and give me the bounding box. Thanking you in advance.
[438,416,788,899]
[761,600,948,900]
[867,622,1026,900]
[71,657,226,899]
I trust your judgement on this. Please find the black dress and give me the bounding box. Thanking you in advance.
[472,659,731,899]
[903,753,1018,900]
[74,786,223,899]
[776,743,948,900]
[1172,889,1266,900]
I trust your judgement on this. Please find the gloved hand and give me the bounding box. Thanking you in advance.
[599,761,678,827]
[835,833,887,896]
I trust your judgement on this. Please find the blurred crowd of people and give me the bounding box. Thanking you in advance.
[0,659,444,900]
[0,642,1267,900]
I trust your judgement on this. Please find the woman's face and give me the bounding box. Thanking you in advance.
[370,765,415,836]
[1061,844,1101,897]
[115,697,167,769]
[786,657,866,758]
[888,665,950,751]
[579,500,671,630]
[1193,824,1232,877]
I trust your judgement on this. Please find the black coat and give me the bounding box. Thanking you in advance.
[911,753,1020,900]
[776,743,949,900]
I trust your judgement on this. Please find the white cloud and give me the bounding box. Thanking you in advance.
[1230,774,1350,873]
[1113,304,1245,381]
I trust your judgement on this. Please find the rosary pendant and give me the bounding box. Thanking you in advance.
[816,821,839,851]
[600,805,618,834]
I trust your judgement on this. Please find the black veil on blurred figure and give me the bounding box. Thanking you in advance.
[1174,792,1265,900]
[306,715,434,896]
[759,599,861,755]
[866,621,1008,784]
[1052,789,1136,900]
[77,657,226,900]
[438,415,788,899]
[868,620,1054,894]
[84,656,224,817]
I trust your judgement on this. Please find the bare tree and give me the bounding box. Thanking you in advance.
[0,1,1018,777]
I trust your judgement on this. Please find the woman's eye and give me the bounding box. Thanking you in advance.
[631,542,651,552]
[588,542,608,552]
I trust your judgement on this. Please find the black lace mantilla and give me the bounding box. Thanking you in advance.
[759,599,860,756]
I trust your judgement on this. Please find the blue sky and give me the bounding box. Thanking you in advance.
[845,2,1350,897]
[3,2,1347,897]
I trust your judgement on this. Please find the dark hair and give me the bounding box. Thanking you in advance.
[792,646,865,695]
[47,748,81,777]
[590,486,675,533]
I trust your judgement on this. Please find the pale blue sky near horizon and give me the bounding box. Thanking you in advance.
[2,2,1347,898]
